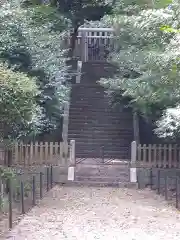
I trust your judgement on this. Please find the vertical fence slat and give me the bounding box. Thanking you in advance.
[152,144,157,167]
[49,142,53,165]
[20,141,23,165]
[30,142,34,166]
[174,144,178,168]
[148,144,152,166]
[39,142,43,165]
[8,179,13,229]
[168,144,172,168]
[142,144,146,164]
[14,142,18,165]
[60,142,63,166]
[46,168,49,192]
[163,144,167,168]
[45,142,49,164]
[32,176,36,206]
[55,142,58,165]
[178,146,180,168]
[157,144,161,168]
[176,177,179,209]
[25,144,29,166]
[64,141,68,164]
[34,142,38,164]
[20,181,25,214]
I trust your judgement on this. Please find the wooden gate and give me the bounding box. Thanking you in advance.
[75,27,115,62]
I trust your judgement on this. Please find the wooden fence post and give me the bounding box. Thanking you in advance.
[68,140,75,181]
[32,176,36,206]
[8,178,12,229]
[176,176,179,209]
[40,172,43,199]
[20,181,25,214]
[130,141,137,183]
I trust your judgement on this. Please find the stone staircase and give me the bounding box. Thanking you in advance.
[74,161,130,186]
[68,62,134,159]
[67,62,135,186]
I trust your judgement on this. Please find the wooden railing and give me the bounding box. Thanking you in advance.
[0,141,69,166]
[136,144,180,168]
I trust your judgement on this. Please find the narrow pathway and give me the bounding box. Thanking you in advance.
[4,185,180,240]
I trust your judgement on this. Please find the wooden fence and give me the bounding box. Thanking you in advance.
[0,141,69,166]
[137,144,180,168]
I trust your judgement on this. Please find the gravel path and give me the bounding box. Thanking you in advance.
[3,185,180,240]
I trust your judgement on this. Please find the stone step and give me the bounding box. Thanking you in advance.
[75,176,129,183]
[71,140,132,145]
[71,96,107,100]
[68,129,133,134]
[68,122,133,128]
[68,126,133,131]
[60,181,138,188]
[69,111,132,118]
[68,127,133,132]
[74,144,130,149]
[75,153,130,159]
[69,140,132,145]
[68,134,133,140]
[69,110,132,115]
[69,108,131,113]
[71,84,104,89]
[68,118,132,124]
[69,138,132,142]
[68,129,133,135]
[75,160,130,165]
[71,90,105,94]
[75,151,130,157]
[75,169,129,178]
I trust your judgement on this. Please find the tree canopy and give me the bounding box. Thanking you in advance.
[99,0,180,138]
[0,64,40,141]
[0,2,70,141]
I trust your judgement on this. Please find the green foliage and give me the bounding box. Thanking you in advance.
[58,0,113,26]
[0,167,16,181]
[0,2,71,139]
[0,64,40,139]
[100,0,180,138]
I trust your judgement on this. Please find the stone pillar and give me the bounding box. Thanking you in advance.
[130,141,137,183]
[133,110,140,144]
[76,61,82,83]
[62,101,70,143]
[68,140,76,181]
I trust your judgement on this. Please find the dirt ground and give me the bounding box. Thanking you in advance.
[2,185,180,240]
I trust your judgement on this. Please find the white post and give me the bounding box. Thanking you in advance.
[62,101,70,143]
[68,140,75,181]
[76,61,82,83]
[130,141,137,183]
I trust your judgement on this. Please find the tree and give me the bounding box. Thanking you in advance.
[99,0,180,138]
[0,64,40,141]
[0,2,70,138]
[56,0,114,58]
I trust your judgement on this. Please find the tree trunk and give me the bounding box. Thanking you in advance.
[68,25,79,59]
